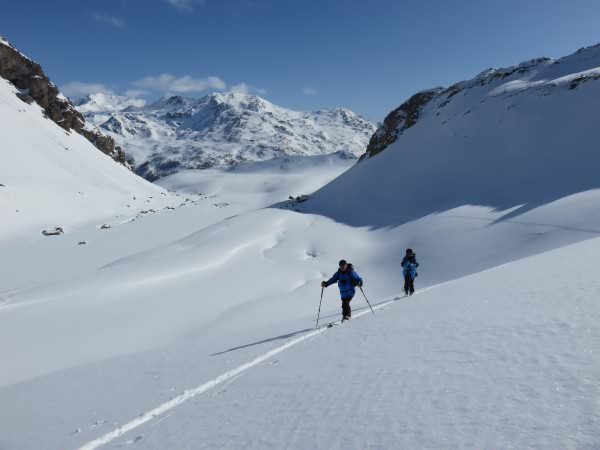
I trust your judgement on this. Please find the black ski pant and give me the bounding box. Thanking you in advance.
[404,274,415,294]
[341,296,353,317]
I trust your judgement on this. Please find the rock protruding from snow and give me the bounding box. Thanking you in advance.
[288,194,310,203]
[78,90,376,180]
[0,37,133,170]
[42,227,64,236]
[362,88,442,160]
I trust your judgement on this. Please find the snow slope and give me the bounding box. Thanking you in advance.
[78,91,376,179]
[1,211,598,449]
[0,78,174,239]
[95,236,600,449]
[308,43,600,229]
[293,43,600,283]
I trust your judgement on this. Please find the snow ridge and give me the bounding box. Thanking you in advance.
[364,43,600,159]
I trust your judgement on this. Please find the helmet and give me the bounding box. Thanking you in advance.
[406,248,413,255]
[338,259,347,267]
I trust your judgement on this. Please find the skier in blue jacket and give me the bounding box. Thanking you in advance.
[321,259,363,321]
[401,248,419,295]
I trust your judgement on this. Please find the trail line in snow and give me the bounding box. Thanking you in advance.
[77,258,524,450]
[75,288,434,450]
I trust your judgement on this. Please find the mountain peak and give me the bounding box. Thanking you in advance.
[147,95,195,109]
[76,92,146,113]
[203,90,269,112]
[0,36,13,48]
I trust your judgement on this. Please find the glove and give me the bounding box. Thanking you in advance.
[358,282,363,287]
[321,281,328,288]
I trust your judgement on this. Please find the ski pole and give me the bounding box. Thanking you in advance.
[316,287,324,328]
[359,286,375,315]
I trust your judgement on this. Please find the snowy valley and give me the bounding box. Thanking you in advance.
[1,34,600,450]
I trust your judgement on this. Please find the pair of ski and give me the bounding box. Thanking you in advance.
[325,317,350,328]
[325,294,410,327]
[316,286,375,329]
[316,290,406,329]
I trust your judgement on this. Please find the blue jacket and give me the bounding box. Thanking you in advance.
[401,256,419,278]
[326,268,363,299]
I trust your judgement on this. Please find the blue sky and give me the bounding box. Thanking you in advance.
[2,0,600,120]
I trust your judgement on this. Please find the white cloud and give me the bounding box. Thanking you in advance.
[166,0,205,12]
[302,87,318,96]
[61,81,114,98]
[124,89,150,98]
[133,74,226,94]
[231,82,267,96]
[91,12,126,29]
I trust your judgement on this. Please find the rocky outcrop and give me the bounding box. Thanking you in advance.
[79,127,132,169]
[361,88,442,160]
[0,37,133,170]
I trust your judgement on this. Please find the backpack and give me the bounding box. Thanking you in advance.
[339,263,360,287]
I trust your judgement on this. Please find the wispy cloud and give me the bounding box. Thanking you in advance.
[124,89,150,98]
[302,87,318,96]
[166,0,205,12]
[133,74,226,94]
[231,82,267,96]
[61,81,113,98]
[91,11,126,29]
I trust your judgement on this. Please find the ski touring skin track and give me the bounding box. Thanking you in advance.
[77,288,434,450]
[325,295,405,328]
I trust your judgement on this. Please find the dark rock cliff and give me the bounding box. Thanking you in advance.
[0,37,133,169]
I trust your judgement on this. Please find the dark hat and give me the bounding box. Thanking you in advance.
[406,248,414,255]
[338,259,347,267]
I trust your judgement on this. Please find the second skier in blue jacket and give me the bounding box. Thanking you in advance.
[401,248,419,295]
[321,259,363,321]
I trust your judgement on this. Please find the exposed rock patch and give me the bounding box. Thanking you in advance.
[361,89,442,160]
[42,227,64,236]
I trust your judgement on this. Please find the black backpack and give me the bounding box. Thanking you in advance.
[339,263,360,287]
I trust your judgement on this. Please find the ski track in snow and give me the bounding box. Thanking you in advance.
[76,288,435,450]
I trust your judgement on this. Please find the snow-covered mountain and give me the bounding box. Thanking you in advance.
[0,39,177,239]
[363,44,600,161]
[305,43,600,233]
[79,91,376,180]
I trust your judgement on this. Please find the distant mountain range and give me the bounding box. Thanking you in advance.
[77,91,376,181]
